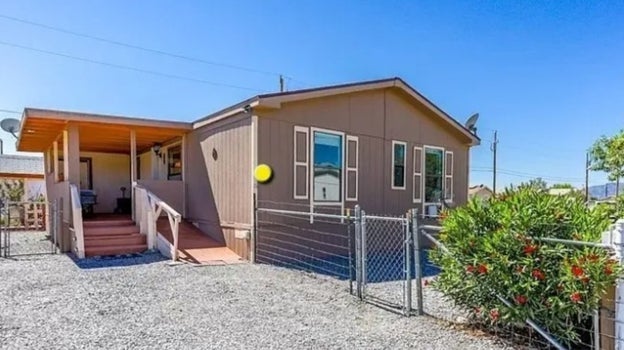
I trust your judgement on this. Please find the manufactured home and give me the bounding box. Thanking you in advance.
[15,77,479,263]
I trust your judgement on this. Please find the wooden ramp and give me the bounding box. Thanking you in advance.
[157,218,244,265]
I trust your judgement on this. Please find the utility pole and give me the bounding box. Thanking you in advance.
[279,75,285,92]
[490,130,498,194]
[585,152,590,202]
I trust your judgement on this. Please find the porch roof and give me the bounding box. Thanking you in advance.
[17,108,193,153]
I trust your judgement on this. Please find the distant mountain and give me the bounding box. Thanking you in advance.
[588,182,624,200]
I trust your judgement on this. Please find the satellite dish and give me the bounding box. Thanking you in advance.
[0,118,21,139]
[464,113,479,134]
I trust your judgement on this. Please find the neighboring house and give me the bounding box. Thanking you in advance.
[0,154,46,230]
[548,188,574,196]
[469,184,493,201]
[15,77,479,260]
[0,154,46,202]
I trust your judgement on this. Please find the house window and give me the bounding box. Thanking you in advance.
[167,145,182,180]
[424,146,444,203]
[392,141,406,189]
[313,131,342,202]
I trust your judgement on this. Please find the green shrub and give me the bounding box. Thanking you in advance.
[431,187,622,345]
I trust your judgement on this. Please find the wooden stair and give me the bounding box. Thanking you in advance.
[83,219,147,257]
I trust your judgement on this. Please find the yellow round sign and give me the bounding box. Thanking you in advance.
[254,164,273,183]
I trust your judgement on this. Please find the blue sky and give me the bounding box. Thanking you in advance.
[0,1,622,189]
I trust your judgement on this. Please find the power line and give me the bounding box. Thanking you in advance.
[471,168,586,183]
[0,40,265,92]
[0,13,289,79]
[0,109,21,114]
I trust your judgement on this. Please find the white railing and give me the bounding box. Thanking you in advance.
[69,184,85,259]
[134,184,181,262]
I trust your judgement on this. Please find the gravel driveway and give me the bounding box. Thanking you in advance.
[0,252,511,350]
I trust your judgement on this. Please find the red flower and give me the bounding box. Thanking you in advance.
[605,265,614,275]
[514,295,528,305]
[489,308,500,321]
[531,269,545,281]
[571,265,584,278]
[477,264,488,275]
[523,244,537,255]
[466,265,475,274]
[570,292,582,303]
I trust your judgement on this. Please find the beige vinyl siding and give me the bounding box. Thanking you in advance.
[256,88,470,215]
[185,112,251,259]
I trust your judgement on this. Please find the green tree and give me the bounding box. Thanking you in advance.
[517,177,548,192]
[551,183,574,189]
[589,131,624,198]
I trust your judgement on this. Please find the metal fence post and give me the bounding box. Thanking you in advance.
[361,209,367,299]
[615,219,624,350]
[412,209,424,316]
[354,205,362,299]
[6,203,10,258]
[404,210,412,316]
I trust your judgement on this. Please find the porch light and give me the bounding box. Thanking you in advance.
[153,143,162,158]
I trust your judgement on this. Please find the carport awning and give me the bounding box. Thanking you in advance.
[17,108,193,153]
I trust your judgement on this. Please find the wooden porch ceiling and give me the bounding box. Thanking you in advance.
[17,108,193,153]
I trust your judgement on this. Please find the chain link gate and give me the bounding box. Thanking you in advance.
[1,200,59,257]
[354,206,414,315]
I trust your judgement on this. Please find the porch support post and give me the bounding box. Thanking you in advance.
[64,124,80,185]
[53,140,59,182]
[130,129,137,221]
[181,133,187,218]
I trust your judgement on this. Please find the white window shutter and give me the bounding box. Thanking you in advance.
[444,151,454,201]
[413,146,423,203]
[293,126,309,199]
[345,136,359,201]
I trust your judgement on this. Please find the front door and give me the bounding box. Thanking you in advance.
[79,158,93,190]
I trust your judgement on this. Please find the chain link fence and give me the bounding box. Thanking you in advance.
[1,200,59,257]
[254,202,624,349]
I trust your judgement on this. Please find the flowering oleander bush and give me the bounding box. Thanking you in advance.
[431,187,622,345]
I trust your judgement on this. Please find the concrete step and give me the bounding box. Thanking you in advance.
[85,244,147,257]
[84,234,146,247]
[84,219,134,228]
[84,225,140,236]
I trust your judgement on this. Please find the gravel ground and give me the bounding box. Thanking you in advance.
[1,230,55,256]
[0,252,512,350]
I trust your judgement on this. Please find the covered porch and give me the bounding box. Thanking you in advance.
[17,108,192,256]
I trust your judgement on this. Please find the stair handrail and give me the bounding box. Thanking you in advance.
[69,183,85,258]
[134,184,181,262]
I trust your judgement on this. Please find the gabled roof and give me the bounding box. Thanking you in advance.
[0,154,44,176]
[194,77,481,146]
